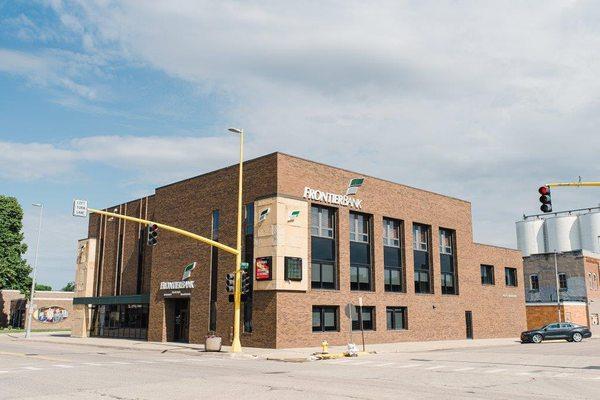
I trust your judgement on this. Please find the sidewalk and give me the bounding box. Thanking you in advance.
[1,331,521,360]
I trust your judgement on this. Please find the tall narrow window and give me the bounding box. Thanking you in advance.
[311,206,337,289]
[530,274,539,291]
[383,218,403,292]
[350,212,372,291]
[439,228,457,294]
[481,264,495,285]
[243,203,254,333]
[209,210,219,332]
[505,267,517,287]
[413,223,431,293]
[558,273,568,290]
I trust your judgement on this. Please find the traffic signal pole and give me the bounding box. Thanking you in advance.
[546,181,600,188]
[231,128,244,353]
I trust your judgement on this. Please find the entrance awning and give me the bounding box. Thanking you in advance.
[73,294,149,305]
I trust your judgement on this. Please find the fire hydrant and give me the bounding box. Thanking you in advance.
[321,340,329,354]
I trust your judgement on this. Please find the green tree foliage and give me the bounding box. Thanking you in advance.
[61,281,75,291]
[0,196,32,292]
[35,283,52,291]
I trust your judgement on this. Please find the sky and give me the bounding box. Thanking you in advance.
[1,0,599,289]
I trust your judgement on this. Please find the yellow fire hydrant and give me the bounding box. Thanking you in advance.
[321,340,329,354]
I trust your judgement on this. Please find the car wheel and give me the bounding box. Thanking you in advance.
[532,334,543,343]
[572,332,583,342]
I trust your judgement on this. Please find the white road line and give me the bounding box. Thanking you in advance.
[21,366,43,371]
[553,373,572,378]
[110,361,132,365]
[0,371,8,374]
[53,364,74,368]
[373,362,395,367]
[453,367,475,372]
[425,365,446,370]
[351,361,373,366]
[83,363,105,366]
[394,364,422,369]
[136,360,156,364]
[162,359,185,363]
[590,376,600,380]
[485,369,506,374]
[516,372,533,376]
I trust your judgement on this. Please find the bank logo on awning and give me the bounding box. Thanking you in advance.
[182,262,196,281]
[346,178,364,195]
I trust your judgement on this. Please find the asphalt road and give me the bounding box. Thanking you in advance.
[1,336,600,399]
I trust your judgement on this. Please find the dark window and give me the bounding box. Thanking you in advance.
[481,265,495,285]
[89,304,149,340]
[311,206,337,289]
[530,274,539,291]
[386,307,407,330]
[312,306,338,332]
[209,210,219,332]
[352,306,374,331]
[559,273,568,290]
[350,212,372,291]
[243,203,254,333]
[505,267,518,287]
[384,218,403,292]
[285,257,302,281]
[439,228,457,295]
[413,224,431,293]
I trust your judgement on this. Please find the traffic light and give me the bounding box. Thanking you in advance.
[147,223,159,246]
[539,186,552,213]
[226,273,235,293]
[241,270,251,294]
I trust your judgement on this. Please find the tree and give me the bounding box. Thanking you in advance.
[61,281,75,291]
[0,196,32,293]
[35,283,52,291]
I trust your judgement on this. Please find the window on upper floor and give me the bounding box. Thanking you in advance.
[530,274,539,291]
[439,228,457,295]
[413,223,431,294]
[505,267,518,287]
[350,212,372,291]
[383,218,403,292]
[481,264,495,285]
[559,273,568,290]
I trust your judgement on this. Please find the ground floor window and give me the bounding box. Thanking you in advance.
[312,306,338,332]
[386,307,407,330]
[89,303,148,340]
[352,306,375,331]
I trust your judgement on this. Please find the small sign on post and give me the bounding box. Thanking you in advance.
[72,199,88,217]
[240,262,249,271]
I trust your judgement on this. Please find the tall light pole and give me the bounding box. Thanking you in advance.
[25,203,43,339]
[553,251,561,323]
[228,127,244,353]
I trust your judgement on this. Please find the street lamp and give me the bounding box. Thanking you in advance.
[228,127,244,353]
[25,203,43,339]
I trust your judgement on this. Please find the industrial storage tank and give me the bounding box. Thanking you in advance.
[578,211,600,254]
[516,219,545,256]
[545,215,581,253]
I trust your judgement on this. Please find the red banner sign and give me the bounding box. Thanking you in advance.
[255,257,272,281]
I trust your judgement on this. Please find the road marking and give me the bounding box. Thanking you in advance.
[425,365,446,370]
[83,363,105,366]
[485,369,506,374]
[373,362,395,367]
[394,364,422,369]
[52,364,74,368]
[352,361,373,366]
[590,376,600,380]
[453,367,475,372]
[553,373,572,378]
[21,366,43,371]
[136,360,156,364]
[516,372,533,376]
[163,359,185,363]
[110,361,132,365]
[0,371,8,374]
[327,359,353,364]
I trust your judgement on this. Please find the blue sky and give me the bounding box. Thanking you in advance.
[1,1,599,289]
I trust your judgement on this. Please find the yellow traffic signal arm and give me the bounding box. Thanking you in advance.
[546,181,600,188]
[88,208,239,255]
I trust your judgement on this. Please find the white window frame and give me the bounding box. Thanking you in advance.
[439,229,453,255]
[350,213,369,243]
[383,218,400,247]
[413,224,428,251]
[311,206,334,238]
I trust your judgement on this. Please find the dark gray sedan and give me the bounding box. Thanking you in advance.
[521,322,592,343]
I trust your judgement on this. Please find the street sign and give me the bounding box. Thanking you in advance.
[240,262,249,271]
[72,199,88,217]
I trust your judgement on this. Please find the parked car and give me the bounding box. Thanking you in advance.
[521,322,592,343]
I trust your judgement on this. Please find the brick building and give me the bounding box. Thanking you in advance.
[72,152,525,348]
[0,289,73,331]
[523,250,600,335]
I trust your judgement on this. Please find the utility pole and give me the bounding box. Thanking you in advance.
[25,203,43,339]
[228,127,244,353]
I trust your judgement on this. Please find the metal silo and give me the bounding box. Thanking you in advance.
[545,215,581,253]
[578,211,600,253]
[516,219,545,256]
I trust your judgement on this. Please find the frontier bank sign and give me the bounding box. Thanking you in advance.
[303,187,363,209]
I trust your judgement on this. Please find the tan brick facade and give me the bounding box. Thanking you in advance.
[1,289,73,331]
[81,152,526,348]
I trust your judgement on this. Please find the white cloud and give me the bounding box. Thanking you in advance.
[6,1,600,251]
